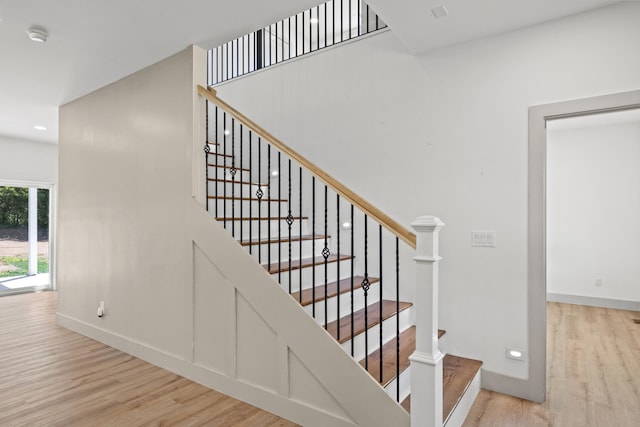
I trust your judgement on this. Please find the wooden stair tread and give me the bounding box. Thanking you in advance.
[208,178,269,186]
[291,275,378,306]
[326,300,412,344]
[360,326,446,387]
[240,235,327,247]
[209,195,287,202]
[263,254,352,274]
[400,354,483,423]
[209,152,233,158]
[216,216,308,221]
[207,140,220,146]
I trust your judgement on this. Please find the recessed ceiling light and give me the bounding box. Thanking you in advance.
[223,129,231,136]
[310,17,319,25]
[34,125,47,131]
[431,5,449,19]
[27,27,48,43]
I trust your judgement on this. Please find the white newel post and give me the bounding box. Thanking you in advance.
[409,216,444,427]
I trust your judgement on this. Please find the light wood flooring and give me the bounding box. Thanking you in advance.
[0,291,297,427]
[464,302,640,426]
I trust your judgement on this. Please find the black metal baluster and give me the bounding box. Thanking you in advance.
[269,25,272,66]
[239,124,243,243]
[396,237,400,402]
[341,0,344,42]
[205,101,209,211]
[267,145,272,269]
[322,186,329,329]
[278,152,282,283]
[336,194,341,341]
[298,166,303,303]
[316,6,320,51]
[249,130,252,254]
[257,137,263,263]
[308,9,312,52]
[302,10,305,55]
[357,0,360,35]
[366,4,369,33]
[231,118,236,238]
[362,214,370,370]
[288,17,292,60]
[350,204,355,357]
[376,10,379,30]
[223,113,227,228]
[286,159,293,294]
[324,3,328,48]
[235,38,239,78]
[379,224,383,383]
[311,176,316,318]
[349,0,352,39]
[275,21,279,65]
[332,0,336,46]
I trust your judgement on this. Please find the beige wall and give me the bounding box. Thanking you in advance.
[56,46,407,427]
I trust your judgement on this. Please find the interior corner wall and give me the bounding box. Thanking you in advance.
[57,46,199,359]
[0,136,58,185]
[547,120,640,304]
[213,1,640,383]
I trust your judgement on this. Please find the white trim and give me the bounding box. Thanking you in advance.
[547,293,640,312]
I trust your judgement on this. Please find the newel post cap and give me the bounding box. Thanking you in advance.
[411,216,445,233]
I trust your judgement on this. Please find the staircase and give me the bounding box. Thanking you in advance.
[201,87,482,426]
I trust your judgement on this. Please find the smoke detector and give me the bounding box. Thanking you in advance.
[27,27,48,43]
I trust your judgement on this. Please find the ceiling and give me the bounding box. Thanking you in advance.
[0,0,625,145]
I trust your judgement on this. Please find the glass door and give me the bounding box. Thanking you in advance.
[0,185,50,295]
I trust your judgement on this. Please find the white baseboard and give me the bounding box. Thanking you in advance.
[55,312,356,427]
[547,293,640,311]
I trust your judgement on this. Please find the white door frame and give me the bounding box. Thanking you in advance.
[527,89,640,402]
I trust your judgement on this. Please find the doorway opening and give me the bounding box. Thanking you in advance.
[0,185,51,295]
[527,89,640,403]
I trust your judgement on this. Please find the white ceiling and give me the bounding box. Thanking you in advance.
[365,0,623,55]
[0,0,626,145]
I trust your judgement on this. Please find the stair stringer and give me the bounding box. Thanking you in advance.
[187,198,410,427]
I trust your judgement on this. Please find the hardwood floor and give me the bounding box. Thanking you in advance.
[464,302,640,426]
[0,291,297,427]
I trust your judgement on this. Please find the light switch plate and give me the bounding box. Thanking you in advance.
[472,231,496,247]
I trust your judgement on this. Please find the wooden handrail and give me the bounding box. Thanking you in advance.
[198,85,417,249]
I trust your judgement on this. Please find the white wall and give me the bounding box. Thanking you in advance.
[214,1,640,386]
[547,118,640,305]
[0,136,57,185]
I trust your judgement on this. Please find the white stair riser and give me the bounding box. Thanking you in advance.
[209,166,251,182]
[213,199,289,217]
[384,365,411,404]
[245,238,327,264]
[273,258,353,292]
[219,219,309,239]
[342,308,414,362]
[208,181,268,199]
[304,286,380,326]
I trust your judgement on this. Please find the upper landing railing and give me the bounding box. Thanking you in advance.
[208,0,387,86]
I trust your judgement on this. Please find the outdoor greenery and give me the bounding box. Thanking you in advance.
[0,256,49,278]
[0,187,49,227]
